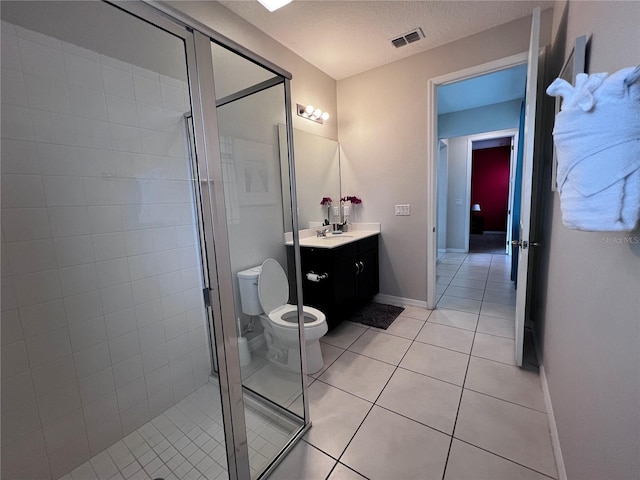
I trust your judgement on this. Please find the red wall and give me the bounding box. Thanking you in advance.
[471,146,510,232]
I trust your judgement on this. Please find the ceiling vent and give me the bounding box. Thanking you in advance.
[390,28,424,48]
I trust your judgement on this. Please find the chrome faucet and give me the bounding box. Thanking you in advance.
[316,228,330,238]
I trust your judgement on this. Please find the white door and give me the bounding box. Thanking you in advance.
[514,7,541,366]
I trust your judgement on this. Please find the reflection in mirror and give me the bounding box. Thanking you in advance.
[278,126,341,231]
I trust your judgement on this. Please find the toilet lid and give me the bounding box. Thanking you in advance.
[258,258,289,314]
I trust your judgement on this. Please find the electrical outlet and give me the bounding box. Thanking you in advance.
[395,204,411,216]
[332,206,340,216]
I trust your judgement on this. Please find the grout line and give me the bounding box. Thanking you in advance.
[440,265,476,479]
[451,438,559,480]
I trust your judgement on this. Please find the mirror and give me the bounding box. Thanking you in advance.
[278,125,341,231]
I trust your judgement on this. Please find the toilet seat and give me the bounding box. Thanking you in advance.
[267,304,326,329]
[258,259,326,328]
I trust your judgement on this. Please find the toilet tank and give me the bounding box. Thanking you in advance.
[237,266,263,315]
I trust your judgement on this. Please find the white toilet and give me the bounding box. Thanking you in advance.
[237,258,328,374]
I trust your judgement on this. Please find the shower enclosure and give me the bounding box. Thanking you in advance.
[0,2,308,479]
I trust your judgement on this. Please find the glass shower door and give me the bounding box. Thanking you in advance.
[205,40,309,478]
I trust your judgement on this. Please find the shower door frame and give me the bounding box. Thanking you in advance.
[109,1,310,479]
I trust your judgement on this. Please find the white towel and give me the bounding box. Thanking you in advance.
[547,66,640,231]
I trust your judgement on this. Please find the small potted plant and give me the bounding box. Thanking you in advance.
[340,195,362,227]
[320,197,332,224]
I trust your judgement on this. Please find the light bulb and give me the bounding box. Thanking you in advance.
[305,105,314,115]
[321,112,330,121]
[312,109,322,119]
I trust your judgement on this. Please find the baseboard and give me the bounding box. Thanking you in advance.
[446,248,467,253]
[539,364,568,480]
[374,293,428,309]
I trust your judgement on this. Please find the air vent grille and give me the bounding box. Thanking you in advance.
[390,28,424,48]
[391,37,407,48]
[405,31,421,44]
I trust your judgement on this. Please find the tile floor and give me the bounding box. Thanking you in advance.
[271,253,558,480]
[57,381,296,480]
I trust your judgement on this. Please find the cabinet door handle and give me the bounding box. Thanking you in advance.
[359,261,364,273]
[355,262,361,275]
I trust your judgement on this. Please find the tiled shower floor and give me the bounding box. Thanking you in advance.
[58,381,295,480]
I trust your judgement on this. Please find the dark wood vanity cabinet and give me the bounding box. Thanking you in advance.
[287,235,379,330]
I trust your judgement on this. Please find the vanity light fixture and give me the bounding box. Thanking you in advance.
[257,0,292,12]
[297,104,330,124]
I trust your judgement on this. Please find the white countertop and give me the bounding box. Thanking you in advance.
[285,223,380,249]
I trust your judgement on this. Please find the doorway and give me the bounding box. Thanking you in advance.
[469,136,516,255]
[427,52,528,310]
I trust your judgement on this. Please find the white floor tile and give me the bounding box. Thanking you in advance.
[318,350,395,402]
[485,280,514,291]
[455,390,557,478]
[320,322,368,349]
[429,309,479,331]
[397,306,432,321]
[477,315,514,339]
[415,322,475,354]
[445,439,550,480]
[243,363,303,407]
[481,301,516,319]
[437,295,482,314]
[453,271,488,282]
[327,463,368,480]
[482,289,516,305]
[465,356,546,412]
[400,342,469,386]
[303,381,372,458]
[269,441,335,480]
[377,368,461,435]
[371,315,425,340]
[348,329,412,365]
[342,406,450,480]
[449,276,486,290]
[444,285,485,301]
[472,332,516,365]
[436,265,460,276]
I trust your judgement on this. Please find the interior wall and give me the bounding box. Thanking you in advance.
[337,9,552,301]
[438,99,522,139]
[536,1,640,479]
[445,136,469,251]
[471,146,511,232]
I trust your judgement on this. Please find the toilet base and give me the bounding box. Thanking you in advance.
[264,338,324,375]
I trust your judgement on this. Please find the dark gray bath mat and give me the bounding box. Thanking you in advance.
[347,302,404,329]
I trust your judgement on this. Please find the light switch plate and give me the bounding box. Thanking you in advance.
[395,204,411,216]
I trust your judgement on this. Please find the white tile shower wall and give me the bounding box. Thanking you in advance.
[0,23,212,480]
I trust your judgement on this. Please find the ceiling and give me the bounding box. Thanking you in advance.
[219,0,554,80]
[437,63,528,114]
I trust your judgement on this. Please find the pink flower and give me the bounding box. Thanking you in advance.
[320,197,332,205]
[341,195,362,205]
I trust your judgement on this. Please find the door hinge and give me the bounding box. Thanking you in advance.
[202,288,212,308]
